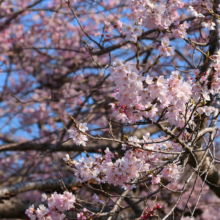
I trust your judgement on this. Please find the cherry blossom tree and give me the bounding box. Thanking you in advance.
[1,0,220,219]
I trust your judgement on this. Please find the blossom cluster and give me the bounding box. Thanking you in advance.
[202,21,216,31]
[107,0,191,42]
[188,6,205,18]
[188,0,213,18]
[69,132,182,189]
[173,21,189,38]
[129,0,184,30]
[110,59,195,128]
[102,20,143,43]
[161,164,181,182]
[25,191,76,220]
[121,23,143,42]
[110,59,144,107]
[159,37,175,57]
[68,122,88,146]
[197,106,216,116]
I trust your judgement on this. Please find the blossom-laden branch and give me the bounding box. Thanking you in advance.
[1,0,220,219]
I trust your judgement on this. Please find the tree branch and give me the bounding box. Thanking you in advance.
[0,122,169,152]
[0,177,78,199]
